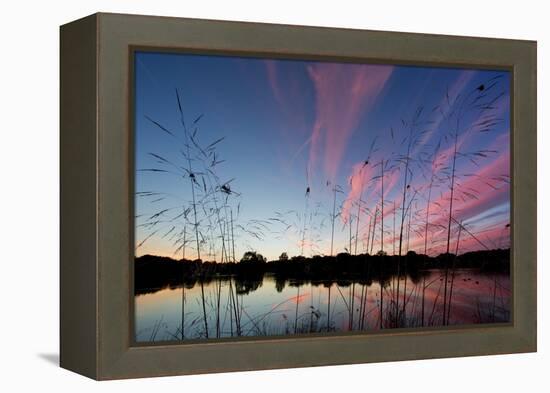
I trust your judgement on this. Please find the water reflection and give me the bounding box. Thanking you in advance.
[135,269,510,342]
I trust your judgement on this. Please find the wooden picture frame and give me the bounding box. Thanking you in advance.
[60,12,536,380]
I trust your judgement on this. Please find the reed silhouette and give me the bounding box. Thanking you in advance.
[135,74,510,340]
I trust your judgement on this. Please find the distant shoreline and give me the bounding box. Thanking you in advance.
[135,249,510,295]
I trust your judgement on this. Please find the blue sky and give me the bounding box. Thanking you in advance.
[134,51,510,261]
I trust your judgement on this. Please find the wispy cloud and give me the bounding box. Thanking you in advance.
[414,151,510,253]
[306,63,393,183]
[413,70,478,154]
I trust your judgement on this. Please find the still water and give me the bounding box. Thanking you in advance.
[135,269,510,342]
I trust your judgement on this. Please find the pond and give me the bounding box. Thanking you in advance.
[135,269,510,342]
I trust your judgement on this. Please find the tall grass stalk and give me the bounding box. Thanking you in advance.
[395,122,415,327]
[181,224,188,339]
[442,129,459,326]
[402,199,414,319]
[175,89,207,336]
[330,187,337,256]
[365,213,373,255]
[370,206,378,255]
[327,284,331,331]
[380,159,385,254]
[349,282,356,329]
[231,208,236,262]
[216,276,222,338]
[446,222,462,324]
[354,166,366,255]
[421,143,439,326]
[348,216,353,254]
[294,285,300,334]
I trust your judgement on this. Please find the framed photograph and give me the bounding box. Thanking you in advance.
[60,13,536,380]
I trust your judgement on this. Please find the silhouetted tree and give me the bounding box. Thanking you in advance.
[241,251,266,264]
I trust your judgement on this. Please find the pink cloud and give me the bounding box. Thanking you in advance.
[438,152,509,220]
[265,61,284,107]
[340,162,375,224]
[362,149,510,256]
[341,161,402,225]
[414,70,478,154]
[429,93,509,179]
[432,133,469,173]
[417,152,510,253]
[306,63,393,183]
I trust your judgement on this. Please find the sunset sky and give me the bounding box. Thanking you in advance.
[134,51,510,261]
